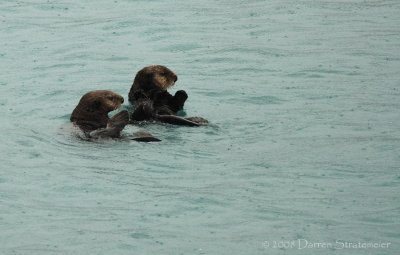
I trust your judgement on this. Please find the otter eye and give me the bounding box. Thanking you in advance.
[160,72,167,76]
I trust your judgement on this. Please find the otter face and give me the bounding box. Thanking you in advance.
[80,90,124,113]
[140,65,178,90]
[71,90,125,131]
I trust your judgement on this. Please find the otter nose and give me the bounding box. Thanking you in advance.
[174,75,178,82]
[121,98,124,103]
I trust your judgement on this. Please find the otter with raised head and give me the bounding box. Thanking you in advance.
[70,90,129,138]
[128,65,208,126]
[128,65,187,114]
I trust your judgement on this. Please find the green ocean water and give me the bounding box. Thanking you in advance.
[0,1,399,254]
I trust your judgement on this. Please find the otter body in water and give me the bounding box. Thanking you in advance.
[71,90,160,141]
[128,65,187,114]
[70,90,129,138]
[128,65,208,126]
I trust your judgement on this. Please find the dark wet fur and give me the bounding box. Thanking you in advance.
[128,65,187,115]
[88,110,129,138]
[129,99,155,121]
[71,92,121,132]
[108,110,130,130]
[70,105,109,132]
[128,66,207,127]
[130,99,208,127]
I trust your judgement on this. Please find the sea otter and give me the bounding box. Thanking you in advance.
[128,65,208,126]
[128,65,187,114]
[71,90,161,141]
[70,90,129,138]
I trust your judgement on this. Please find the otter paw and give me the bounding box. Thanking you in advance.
[175,90,188,102]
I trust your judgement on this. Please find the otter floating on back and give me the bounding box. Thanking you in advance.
[70,90,129,138]
[128,65,208,126]
[70,90,161,141]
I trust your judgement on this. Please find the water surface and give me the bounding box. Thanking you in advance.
[0,1,399,254]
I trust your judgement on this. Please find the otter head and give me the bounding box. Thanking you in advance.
[134,65,178,90]
[70,90,124,123]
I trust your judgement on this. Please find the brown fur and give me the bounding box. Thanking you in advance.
[70,90,124,132]
[129,65,178,101]
[128,65,188,118]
